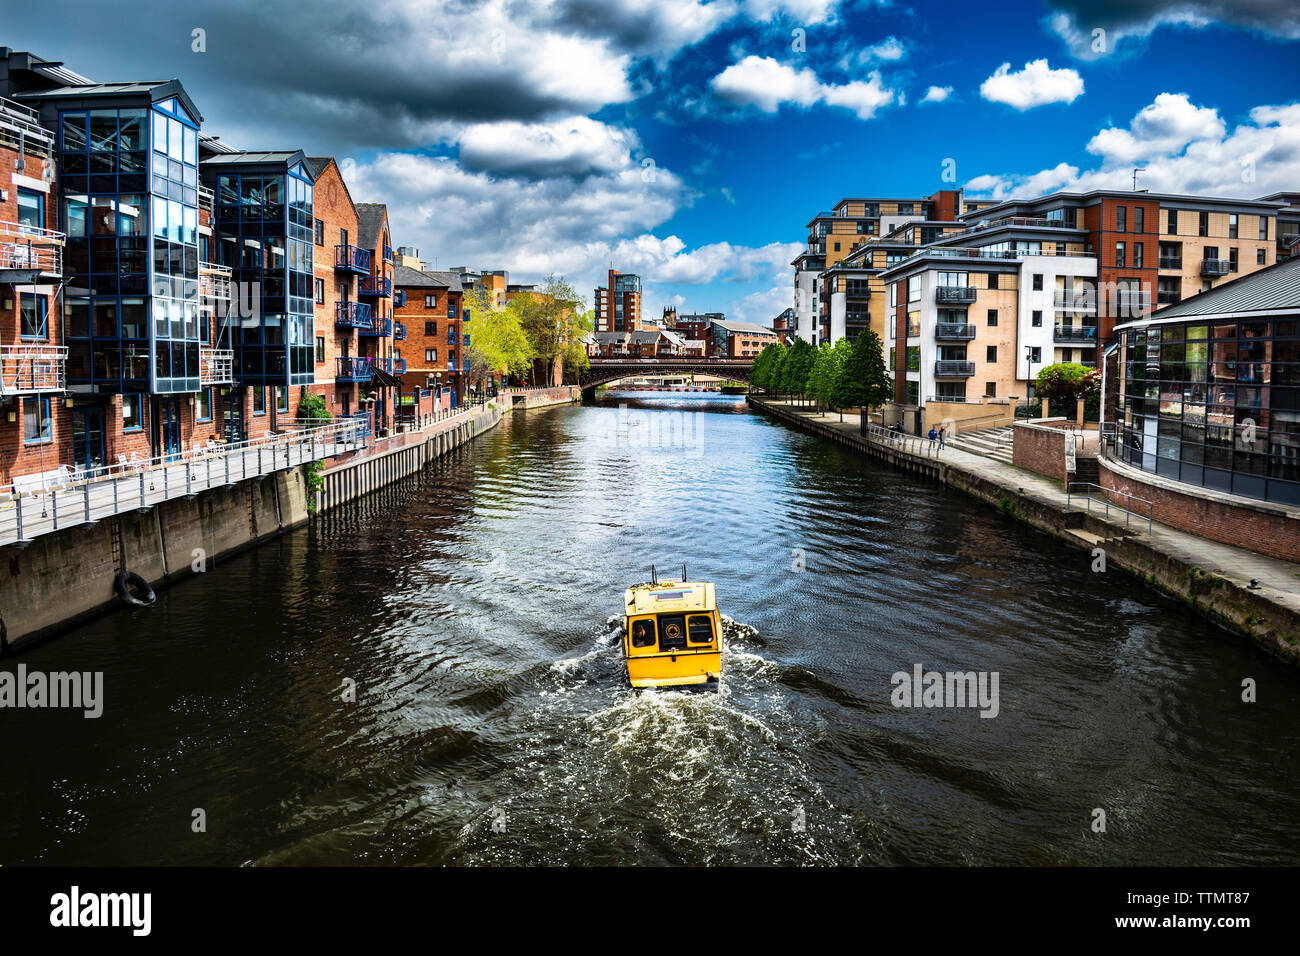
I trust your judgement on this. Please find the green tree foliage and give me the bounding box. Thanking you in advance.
[466,285,536,385]
[781,338,817,400]
[824,337,854,420]
[836,329,893,412]
[807,341,839,411]
[561,308,595,383]
[297,386,332,422]
[750,342,785,392]
[514,274,586,387]
[1035,362,1101,418]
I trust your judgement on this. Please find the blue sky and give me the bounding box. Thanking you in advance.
[10,0,1300,323]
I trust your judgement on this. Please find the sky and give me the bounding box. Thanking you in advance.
[8,0,1300,324]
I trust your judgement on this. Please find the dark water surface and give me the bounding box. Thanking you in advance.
[2,392,1298,865]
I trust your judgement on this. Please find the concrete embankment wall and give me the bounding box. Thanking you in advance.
[748,397,1300,661]
[0,389,576,652]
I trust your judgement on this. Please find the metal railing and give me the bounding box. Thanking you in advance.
[336,356,374,382]
[358,316,392,338]
[199,347,235,385]
[393,322,407,341]
[1053,289,1096,311]
[199,261,232,304]
[0,344,67,395]
[0,219,64,276]
[198,184,214,218]
[935,322,976,339]
[1065,481,1153,534]
[0,418,369,547]
[335,301,372,328]
[935,286,977,303]
[935,360,975,376]
[862,422,944,458]
[1157,256,1182,270]
[949,215,1078,240]
[335,244,371,273]
[358,275,392,297]
[1200,258,1231,276]
[1053,325,1097,343]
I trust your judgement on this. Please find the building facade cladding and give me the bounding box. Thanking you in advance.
[394,266,466,407]
[305,156,359,418]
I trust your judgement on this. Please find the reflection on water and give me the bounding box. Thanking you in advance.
[1,392,1298,866]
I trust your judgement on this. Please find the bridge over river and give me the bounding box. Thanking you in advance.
[578,357,752,396]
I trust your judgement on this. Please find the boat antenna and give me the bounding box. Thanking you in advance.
[651,564,657,585]
[682,563,687,582]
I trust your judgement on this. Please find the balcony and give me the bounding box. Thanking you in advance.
[0,220,64,282]
[335,301,372,329]
[0,344,66,396]
[1115,291,1152,315]
[336,356,374,383]
[383,245,394,264]
[358,275,392,297]
[393,290,406,308]
[393,322,407,341]
[1053,289,1096,312]
[463,308,472,322]
[934,360,975,377]
[199,348,236,385]
[935,323,976,340]
[359,316,392,338]
[377,357,406,375]
[335,244,371,274]
[1156,290,1181,306]
[935,286,976,304]
[1200,258,1231,276]
[1157,256,1182,270]
[199,261,232,306]
[198,184,214,220]
[1053,325,1097,344]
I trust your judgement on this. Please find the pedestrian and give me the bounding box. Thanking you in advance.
[928,425,938,444]
[938,425,947,450]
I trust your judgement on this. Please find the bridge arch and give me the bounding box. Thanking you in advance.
[577,359,753,398]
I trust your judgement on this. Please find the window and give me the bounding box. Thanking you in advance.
[20,293,47,338]
[988,273,999,289]
[1229,248,1238,273]
[197,388,213,421]
[340,227,348,246]
[315,336,325,362]
[314,218,324,245]
[1032,274,1043,291]
[425,294,437,308]
[1199,211,1209,236]
[1134,242,1144,268]
[253,387,266,415]
[630,619,656,648]
[1228,213,1238,239]
[1167,209,1178,234]
[907,276,921,302]
[17,188,43,231]
[1116,206,1126,233]
[687,615,714,644]
[1260,217,1269,241]
[314,278,325,304]
[448,302,458,319]
[986,345,998,363]
[833,241,841,252]
[987,309,998,326]
[1032,310,1042,327]
[424,321,437,335]
[985,381,996,397]
[1062,349,1073,362]
[22,398,51,444]
[123,394,144,431]
[276,385,288,413]
[1029,347,1042,364]
[1258,248,1267,265]
[1135,207,1144,233]
[1115,242,1126,267]
[425,348,437,362]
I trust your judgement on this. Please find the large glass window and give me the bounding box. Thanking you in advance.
[20,294,47,338]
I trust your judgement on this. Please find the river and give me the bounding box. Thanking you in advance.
[2,391,1297,866]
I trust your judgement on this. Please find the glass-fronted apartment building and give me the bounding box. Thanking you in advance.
[1107,255,1300,505]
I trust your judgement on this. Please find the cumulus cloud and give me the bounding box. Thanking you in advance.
[919,85,953,104]
[1047,1,1300,60]
[965,94,1300,200]
[456,117,643,178]
[710,56,899,119]
[979,59,1084,110]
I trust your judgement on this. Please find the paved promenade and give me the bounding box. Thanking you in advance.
[755,398,1300,622]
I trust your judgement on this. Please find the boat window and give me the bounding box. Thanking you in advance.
[658,614,688,651]
[687,615,713,644]
[630,619,656,648]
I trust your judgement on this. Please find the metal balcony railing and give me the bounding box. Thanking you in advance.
[1053,289,1096,312]
[1157,256,1182,270]
[199,262,232,304]
[393,290,406,308]
[1053,325,1097,343]
[1156,290,1181,306]
[383,245,394,263]
[0,220,64,277]
[0,418,369,547]
[934,360,975,377]
[949,215,1077,240]
[935,286,976,303]
[335,301,372,328]
[336,356,374,382]
[376,357,406,375]
[199,347,236,385]
[1115,291,1152,315]
[935,323,976,340]
[393,322,407,340]
[358,275,392,297]
[198,184,214,219]
[0,344,66,396]
[335,244,371,273]
[1200,258,1231,276]
[358,316,392,338]
[0,96,54,148]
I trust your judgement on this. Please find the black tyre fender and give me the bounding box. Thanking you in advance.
[115,570,156,608]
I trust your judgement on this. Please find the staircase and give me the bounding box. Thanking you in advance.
[946,424,1015,463]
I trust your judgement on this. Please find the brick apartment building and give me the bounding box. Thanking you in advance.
[594,269,641,333]
[394,263,467,407]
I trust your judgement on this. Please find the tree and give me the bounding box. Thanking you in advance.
[769,347,788,396]
[825,337,854,420]
[751,342,784,393]
[466,285,536,388]
[781,338,817,403]
[561,308,595,383]
[836,329,892,433]
[1035,362,1100,417]
[514,274,586,387]
[808,342,837,414]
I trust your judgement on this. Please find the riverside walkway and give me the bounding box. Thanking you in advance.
[751,397,1300,635]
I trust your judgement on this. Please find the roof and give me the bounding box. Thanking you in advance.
[423,270,463,292]
[712,319,777,335]
[201,149,306,167]
[1124,255,1300,327]
[592,332,629,344]
[625,581,716,615]
[959,188,1289,223]
[392,264,454,289]
[15,78,202,122]
[355,203,387,252]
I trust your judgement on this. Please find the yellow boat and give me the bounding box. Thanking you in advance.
[623,568,722,689]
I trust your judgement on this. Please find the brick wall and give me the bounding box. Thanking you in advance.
[1011,421,1068,483]
[308,159,359,418]
[1100,457,1300,562]
[397,285,464,402]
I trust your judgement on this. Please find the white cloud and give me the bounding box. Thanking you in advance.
[978,59,1084,110]
[919,85,952,104]
[1047,3,1300,61]
[965,94,1300,200]
[710,56,899,119]
[856,35,908,64]
[1085,92,1225,164]
[742,0,841,24]
[456,117,642,177]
